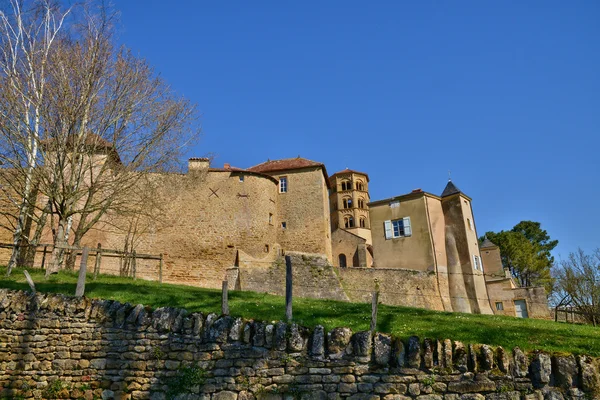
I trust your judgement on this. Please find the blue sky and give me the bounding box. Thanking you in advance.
[116,1,599,259]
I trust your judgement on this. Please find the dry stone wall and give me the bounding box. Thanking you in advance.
[0,289,598,400]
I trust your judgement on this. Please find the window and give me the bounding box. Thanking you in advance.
[338,254,347,268]
[473,255,481,271]
[279,177,287,193]
[467,218,473,231]
[343,198,353,209]
[344,216,354,228]
[358,198,365,208]
[384,217,411,239]
[264,244,269,253]
[359,217,366,228]
[356,181,364,191]
[239,175,245,182]
[495,302,504,311]
[281,221,287,229]
[390,200,400,208]
[341,180,352,191]
[268,213,273,224]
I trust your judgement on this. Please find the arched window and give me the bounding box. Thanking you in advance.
[358,198,365,208]
[359,217,366,228]
[343,198,353,209]
[341,180,352,191]
[344,216,354,228]
[338,254,347,268]
[356,181,364,191]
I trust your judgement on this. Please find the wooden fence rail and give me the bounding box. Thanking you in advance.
[0,242,164,282]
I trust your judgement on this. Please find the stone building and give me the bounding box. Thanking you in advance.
[0,154,549,318]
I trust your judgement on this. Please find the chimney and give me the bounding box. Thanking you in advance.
[224,163,231,169]
[188,157,210,174]
[411,188,423,193]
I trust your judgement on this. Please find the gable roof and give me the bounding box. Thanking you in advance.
[247,157,330,188]
[441,180,461,197]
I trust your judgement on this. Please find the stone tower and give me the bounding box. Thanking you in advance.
[328,169,372,245]
[441,180,493,314]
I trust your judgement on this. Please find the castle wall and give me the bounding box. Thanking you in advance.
[369,195,435,271]
[270,168,332,261]
[237,252,348,301]
[337,267,446,310]
[331,228,369,268]
[481,244,504,280]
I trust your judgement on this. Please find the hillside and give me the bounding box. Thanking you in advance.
[1,267,599,356]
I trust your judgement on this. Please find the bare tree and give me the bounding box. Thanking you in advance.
[0,0,72,275]
[0,1,199,276]
[555,248,600,326]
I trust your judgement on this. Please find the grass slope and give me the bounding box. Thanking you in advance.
[1,267,599,356]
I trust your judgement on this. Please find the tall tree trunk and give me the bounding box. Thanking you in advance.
[6,173,35,275]
[23,199,51,268]
[46,216,69,277]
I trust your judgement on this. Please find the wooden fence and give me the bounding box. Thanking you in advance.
[0,242,164,283]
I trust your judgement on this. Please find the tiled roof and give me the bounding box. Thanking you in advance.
[330,168,370,182]
[441,180,461,197]
[480,237,497,249]
[247,157,324,173]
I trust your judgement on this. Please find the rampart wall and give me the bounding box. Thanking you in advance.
[1,289,598,400]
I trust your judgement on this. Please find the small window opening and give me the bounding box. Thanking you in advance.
[281,221,287,229]
[495,302,504,311]
[359,217,366,228]
[344,216,354,228]
[239,175,245,182]
[279,177,287,193]
[338,254,347,268]
[358,198,365,208]
[343,198,353,209]
[264,244,269,253]
[356,181,364,191]
[341,181,352,191]
[269,213,273,224]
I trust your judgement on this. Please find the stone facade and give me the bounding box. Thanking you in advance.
[0,154,549,318]
[0,289,597,400]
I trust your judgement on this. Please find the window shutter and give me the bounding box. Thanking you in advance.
[403,217,411,236]
[384,220,392,239]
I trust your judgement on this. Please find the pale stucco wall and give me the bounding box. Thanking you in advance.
[369,194,435,271]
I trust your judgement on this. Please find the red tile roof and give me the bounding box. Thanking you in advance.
[247,157,324,173]
[247,157,330,188]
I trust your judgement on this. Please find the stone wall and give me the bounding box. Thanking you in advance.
[238,252,348,302]
[2,289,598,400]
[337,268,446,311]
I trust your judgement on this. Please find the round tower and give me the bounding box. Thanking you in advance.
[328,169,372,245]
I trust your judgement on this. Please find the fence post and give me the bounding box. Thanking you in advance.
[75,246,89,297]
[222,280,230,316]
[23,270,36,293]
[159,253,163,284]
[40,245,48,270]
[132,250,137,280]
[93,243,102,281]
[370,290,379,333]
[285,255,292,322]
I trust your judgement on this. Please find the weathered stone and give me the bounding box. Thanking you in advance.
[408,336,421,368]
[374,333,392,366]
[152,307,176,332]
[126,304,144,326]
[207,316,232,343]
[346,394,378,400]
[415,395,442,400]
[191,312,204,336]
[310,325,325,358]
[552,354,578,389]
[442,339,453,369]
[480,345,494,371]
[252,321,266,347]
[531,353,551,386]
[454,342,468,373]
[213,391,238,400]
[578,355,600,395]
[542,390,564,400]
[484,392,520,400]
[264,324,274,348]
[447,380,496,394]
[352,331,372,358]
[409,382,421,396]
[327,327,352,356]
[273,321,287,351]
[203,313,218,340]
[243,319,253,344]
[467,345,478,372]
[512,347,528,378]
[289,323,307,352]
[394,338,407,367]
[495,347,509,374]
[300,390,328,400]
[423,339,434,369]
[229,317,244,342]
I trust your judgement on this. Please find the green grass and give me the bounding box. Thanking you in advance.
[2,267,599,356]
